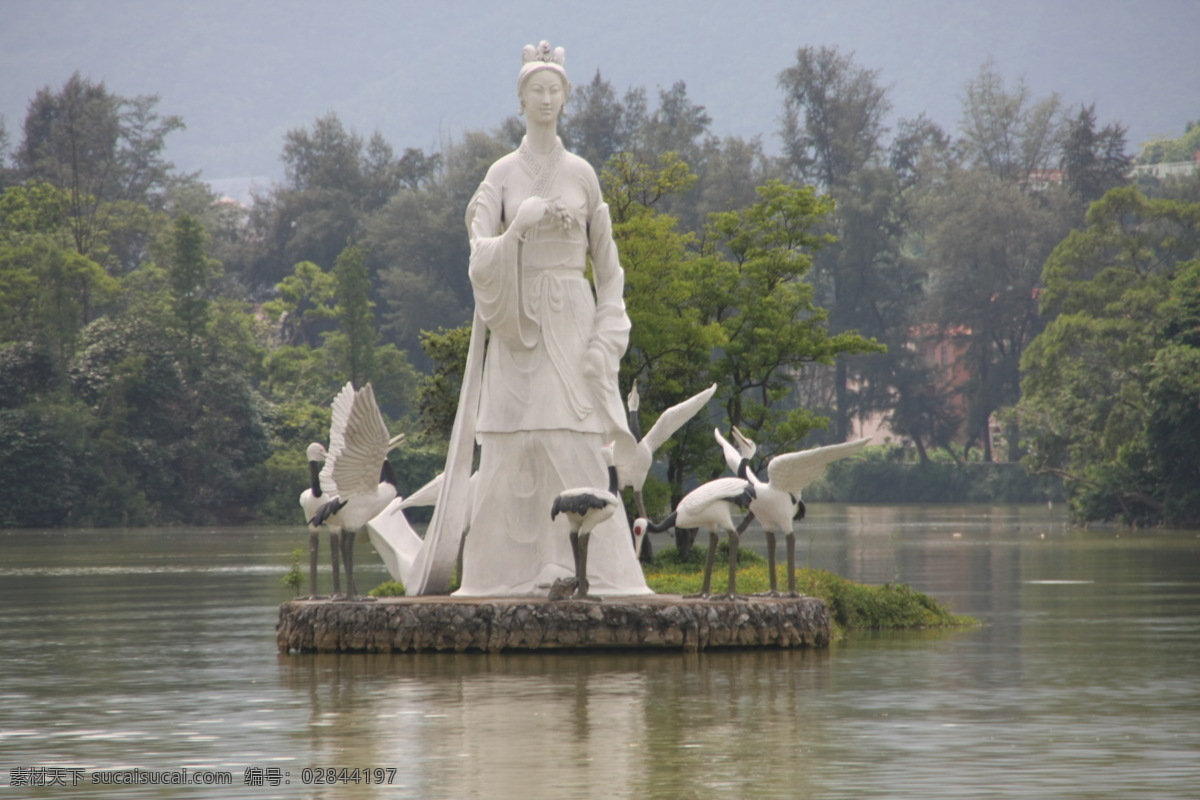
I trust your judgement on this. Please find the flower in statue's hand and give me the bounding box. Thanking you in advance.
[552,202,576,232]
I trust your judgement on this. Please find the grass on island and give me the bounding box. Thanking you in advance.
[643,543,978,639]
[366,543,978,640]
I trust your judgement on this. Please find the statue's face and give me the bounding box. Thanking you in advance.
[521,69,566,123]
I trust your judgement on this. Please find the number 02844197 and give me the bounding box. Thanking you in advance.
[300,768,398,785]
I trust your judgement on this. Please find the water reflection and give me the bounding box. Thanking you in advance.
[276,648,835,800]
[2,510,1198,798]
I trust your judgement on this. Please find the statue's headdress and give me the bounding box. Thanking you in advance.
[518,40,569,96]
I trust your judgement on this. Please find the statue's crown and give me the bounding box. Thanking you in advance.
[522,40,565,67]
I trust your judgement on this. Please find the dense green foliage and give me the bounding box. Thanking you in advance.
[1018,186,1200,527]
[1137,120,1200,166]
[1,59,1196,529]
[606,157,881,519]
[808,445,1062,504]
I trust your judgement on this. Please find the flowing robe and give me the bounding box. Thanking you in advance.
[448,139,649,596]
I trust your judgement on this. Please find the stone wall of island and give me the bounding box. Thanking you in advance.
[277,594,831,654]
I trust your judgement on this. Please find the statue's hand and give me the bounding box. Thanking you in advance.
[582,346,607,391]
[509,196,551,238]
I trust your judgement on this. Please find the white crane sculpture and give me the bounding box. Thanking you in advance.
[623,380,717,520]
[632,476,756,600]
[551,441,622,601]
[310,383,401,599]
[715,427,870,595]
[298,441,336,598]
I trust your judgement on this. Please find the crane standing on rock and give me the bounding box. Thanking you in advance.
[298,382,357,598]
[310,383,402,600]
[551,442,622,601]
[298,441,338,598]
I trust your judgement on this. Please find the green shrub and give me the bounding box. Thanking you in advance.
[368,580,407,597]
[281,548,304,595]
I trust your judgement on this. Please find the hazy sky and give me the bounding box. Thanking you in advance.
[2,0,1197,187]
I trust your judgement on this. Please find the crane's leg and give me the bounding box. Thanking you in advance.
[634,491,653,562]
[342,530,357,598]
[685,531,719,599]
[786,531,799,597]
[725,530,745,600]
[341,529,375,601]
[765,530,779,596]
[308,529,320,598]
[329,531,342,599]
[569,530,581,583]
[575,531,589,598]
[574,531,601,601]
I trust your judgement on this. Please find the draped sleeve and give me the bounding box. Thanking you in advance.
[580,164,639,468]
[585,179,631,364]
[466,164,539,352]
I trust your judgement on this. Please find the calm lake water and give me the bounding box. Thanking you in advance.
[2,505,1198,799]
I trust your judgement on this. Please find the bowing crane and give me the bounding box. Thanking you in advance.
[632,476,756,599]
[715,427,870,595]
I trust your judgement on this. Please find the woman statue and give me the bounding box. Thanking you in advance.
[403,41,650,597]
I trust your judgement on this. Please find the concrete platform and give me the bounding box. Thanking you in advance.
[277,594,831,654]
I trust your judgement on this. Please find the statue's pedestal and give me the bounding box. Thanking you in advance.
[277,594,830,653]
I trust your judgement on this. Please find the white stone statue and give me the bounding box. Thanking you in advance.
[369,41,650,598]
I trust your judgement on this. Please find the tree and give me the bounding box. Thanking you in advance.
[604,157,882,550]
[560,70,646,172]
[634,81,712,170]
[957,60,1064,184]
[902,62,1100,461]
[1060,103,1132,207]
[702,180,883,448]
[16,73,185,257]
[1136,120,1200,165]
[778,46,890,191]
[690,135,781,219]
[329,242,376,387]
[0,116,17,189]
[0,182,120,375]
[606,154,722,535]
[365,185,471,362]
[113,93,190,207]
[0,405,87,526]
[168,214,214,377]
[395,146,441,190]
[776,46,924,442]
[232,112,407,290]
[262,260,338,347]
[917,167,1071,459]
[416,325,472,444]
[1019,186,1200,526]
[364,129,507,366]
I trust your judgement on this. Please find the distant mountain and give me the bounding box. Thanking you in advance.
[2,0,1196,183]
